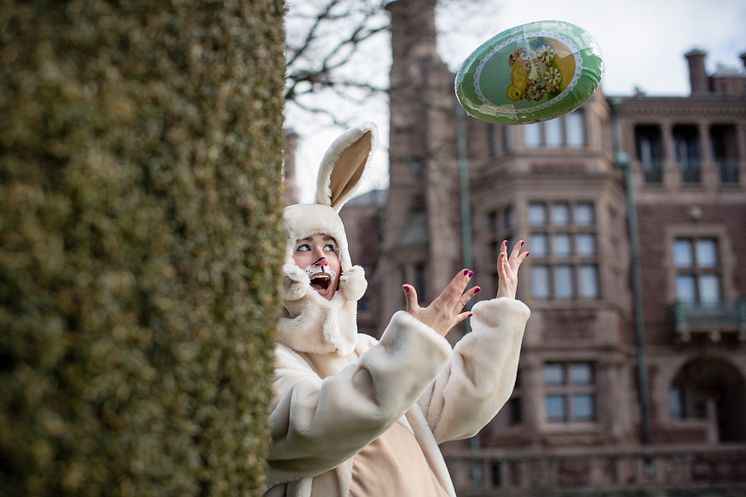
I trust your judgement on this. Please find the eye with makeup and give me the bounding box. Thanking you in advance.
[295,243,311,253]
[323,242,337,253]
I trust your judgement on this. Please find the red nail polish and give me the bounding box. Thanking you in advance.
[520,240,525,246]
[526,252,530,257]
[403,286,409,292]
[474,287,481,293]
[463,269,469,276]
[468,270,474,277]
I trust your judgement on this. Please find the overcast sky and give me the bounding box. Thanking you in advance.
[287,0,746,203]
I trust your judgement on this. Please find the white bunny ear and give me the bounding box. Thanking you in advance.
[316,123,377,211]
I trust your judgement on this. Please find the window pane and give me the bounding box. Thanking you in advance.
[572,394,595,422]
[696,239,718,268]
[545,118,562,148]
[566,111,585,148]
[414,263,427,301]
[532,265,550,299]
[505,206,514,229]
[492,241,500,258]
[676,275,696,304]
[546,394,567,422]
[524,123,541,148]
[491,127,503,155]
[509,397,522,424]
[670,386,684,420]
[488,212,498,234]
[531,233,548,257]
[576,233,596,256]
[578,265,599,299]
[574,203,594,225]
[552,233,572,256]
[528,203,546,225]
[569,363,593,384]
[554,265,574,299]
[674,239,694,268]
[551,203,570,225]
[543,364,565,385]
[358,294,370,311]
[699,275,721,306]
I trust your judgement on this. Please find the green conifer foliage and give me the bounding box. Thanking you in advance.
[0,2,285,495]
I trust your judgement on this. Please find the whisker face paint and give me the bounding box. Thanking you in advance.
[305,264,337,281]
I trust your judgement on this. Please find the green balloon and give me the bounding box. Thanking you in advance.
[455,20,603,124]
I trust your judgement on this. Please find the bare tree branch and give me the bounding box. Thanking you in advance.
[285,0,389,108]
[291,99,352,128]
[286,0,343,68]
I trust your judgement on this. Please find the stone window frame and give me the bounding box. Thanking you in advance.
[663,224,736,306]
[542,361,598,424]
[526,200,600,302]
[520,109,586,150]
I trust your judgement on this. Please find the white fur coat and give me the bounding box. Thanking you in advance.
[263,296,530,497]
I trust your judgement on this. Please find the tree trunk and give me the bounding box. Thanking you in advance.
[0,1,285,495]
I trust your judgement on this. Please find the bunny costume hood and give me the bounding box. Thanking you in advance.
[278,123,375,356]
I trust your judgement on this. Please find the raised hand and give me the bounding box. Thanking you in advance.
[403,269,481,337]
[497,239,529,299]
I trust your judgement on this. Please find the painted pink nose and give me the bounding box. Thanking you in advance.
[315,257,329,266]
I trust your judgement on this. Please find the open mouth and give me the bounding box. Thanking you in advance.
[310,273,332,292]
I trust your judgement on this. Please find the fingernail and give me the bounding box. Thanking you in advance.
[526,252,530,257]
[468,270,474,277]
[402,285,409,293]
[520,240,525,246]
[474,286,481,293]
[468,312,474,317]
[463,269,469,276]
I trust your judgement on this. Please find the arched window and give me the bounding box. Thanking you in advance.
[670,358,746,442]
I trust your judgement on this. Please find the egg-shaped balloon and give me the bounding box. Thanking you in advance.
[455,20,603,125]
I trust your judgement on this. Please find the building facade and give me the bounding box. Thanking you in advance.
[339,0,746,494]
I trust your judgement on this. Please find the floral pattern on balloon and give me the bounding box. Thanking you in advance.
[506,44,569,102]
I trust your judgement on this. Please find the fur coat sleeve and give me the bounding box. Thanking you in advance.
[267,310,452,484]
[416,297,531,443]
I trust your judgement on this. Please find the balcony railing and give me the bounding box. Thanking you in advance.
[444,444,746,496]
[640,159,663,183]
[717,159,740,184]
[678,160,701,183]
[674,300,746,341]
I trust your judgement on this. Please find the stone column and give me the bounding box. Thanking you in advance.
[699,121,718,190]
[661,121,680,190]
[520,355,543,440]
[624,121,645,189]
[737,123,746,187]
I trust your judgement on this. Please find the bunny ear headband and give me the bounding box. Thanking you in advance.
[315,122,377,211]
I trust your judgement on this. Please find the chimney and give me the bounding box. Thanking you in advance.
[386,0,438,66]
[684,48,709,95]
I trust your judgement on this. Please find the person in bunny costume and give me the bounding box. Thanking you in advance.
[265,123,530,497]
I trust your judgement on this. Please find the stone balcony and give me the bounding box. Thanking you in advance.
[444,444,746,496]
[673,300,746,342]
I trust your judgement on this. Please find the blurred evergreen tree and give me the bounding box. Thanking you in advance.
[0,1,285,495]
